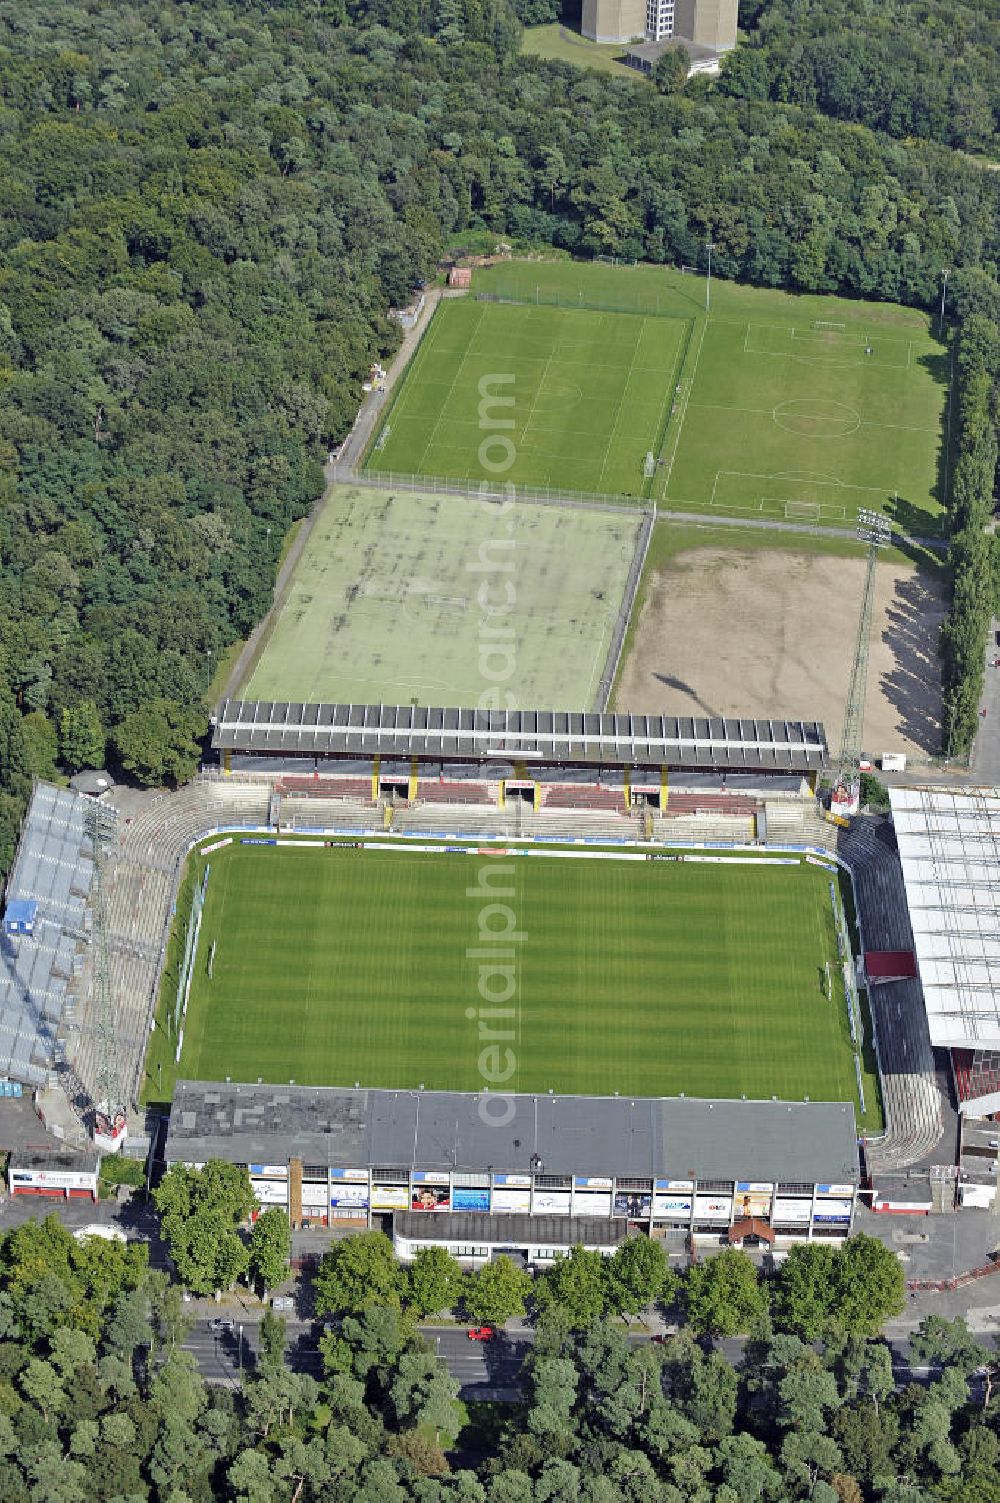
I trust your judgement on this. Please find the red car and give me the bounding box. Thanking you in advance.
[467,1326,495,1342]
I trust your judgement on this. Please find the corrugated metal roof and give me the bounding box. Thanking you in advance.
[891,785,1000,1049]
[211,699,828,772]
[0,783,100,1084]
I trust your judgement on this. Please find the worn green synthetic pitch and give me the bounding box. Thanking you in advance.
[171,845,881,1127]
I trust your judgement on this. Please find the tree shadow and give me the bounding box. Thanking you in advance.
[878,569,945,756]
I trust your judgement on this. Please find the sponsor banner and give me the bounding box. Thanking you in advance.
[300,1182,328,1207]
[240,837,276,846]
[492,1187,531,1213]
[695,1195,732,1221]
[736,1181,773,1194]
[200,837,232,855]
[614,1191,652,1219]
[412,1186,450,1212]
[813,1199,853,1222]
[494,1173,531,1187]
[250,1164,288,1179]
[655,1179,694,1191]
[574,1176,613,1190]
[653,1193,692,1218]
[773,1198,812,1225]
[330,1168,369,1181]
[505,780,535,790]
[251,1179,289,1205]
[815,1184,855,1197]
[412,1171,450,1185]
[735,1186,773,1219]
[573,1191,612,1217]
[533,1190,571,1215]
[10,1169,96,1191]
[329,1187,369,1210]
[371,1185,409,1211]
[453,1187,491,1212]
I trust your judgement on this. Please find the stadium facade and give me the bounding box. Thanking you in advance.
[166,1080,859,1258]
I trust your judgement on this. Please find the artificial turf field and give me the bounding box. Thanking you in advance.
[368,261,948,532]
[243,485,639,707]
[165,844,881,1129]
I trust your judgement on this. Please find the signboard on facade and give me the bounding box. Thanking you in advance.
[492,1187,531,1213]
[772,1198,812,1224]
[534,1190,571,1214]
[694,1195,732,1220]
[653,1193,692,1217]
[10,1168,96,1191]
[813,1199,853,1222]
[251,1179,288,1205]
[371,1185,409,1210]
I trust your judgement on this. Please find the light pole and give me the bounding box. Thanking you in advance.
[939,268,950,338]
[705,241,714,314]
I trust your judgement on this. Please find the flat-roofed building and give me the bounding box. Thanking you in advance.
[165,1079,859,1254]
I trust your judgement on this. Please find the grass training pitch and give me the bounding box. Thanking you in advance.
[158,843,881,1128]
[366,297,688,495]
[371,261,948,531]
[243,484,639,707]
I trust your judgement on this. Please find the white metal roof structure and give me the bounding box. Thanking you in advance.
[889,786,1000,1049]
[0,784,96,1085]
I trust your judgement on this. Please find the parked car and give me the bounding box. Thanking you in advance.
[467,1326,495,1342]
[208,1318,235,1334]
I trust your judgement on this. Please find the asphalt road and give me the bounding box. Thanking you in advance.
[182,1321,978,1399]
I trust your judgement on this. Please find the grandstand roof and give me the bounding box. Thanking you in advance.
[0,783,97,1086]
[168,1080,859,1185]
[890,785,1000,1049]
[212,699,828,772]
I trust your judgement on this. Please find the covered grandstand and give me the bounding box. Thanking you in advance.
[890,786,1000,1117]
[211,699,828,806]
[0,784,97,1087]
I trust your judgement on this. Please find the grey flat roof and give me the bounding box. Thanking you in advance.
[211,700,828,772]
[394,1211,629,1247]
[10,1149,100,1173]
[168,1081,858,1185]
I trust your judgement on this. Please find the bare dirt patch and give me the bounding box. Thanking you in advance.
[615,547,945,762]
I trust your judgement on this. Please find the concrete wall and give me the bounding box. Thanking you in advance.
[581,0,646,44]
[674,0,738,49]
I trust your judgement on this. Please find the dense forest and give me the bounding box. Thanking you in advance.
[1,0,1000,861]
[729,0,1000,155]
[0,1204,996,1503]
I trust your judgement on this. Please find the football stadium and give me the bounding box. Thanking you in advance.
[4,259,962,1251]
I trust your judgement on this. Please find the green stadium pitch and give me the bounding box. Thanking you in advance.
[374,261,948,533]
[148,842,882,1131]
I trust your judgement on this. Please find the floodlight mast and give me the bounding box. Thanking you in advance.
[835,509,892,800]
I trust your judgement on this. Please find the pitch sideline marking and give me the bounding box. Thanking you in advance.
[660,315,709,499]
